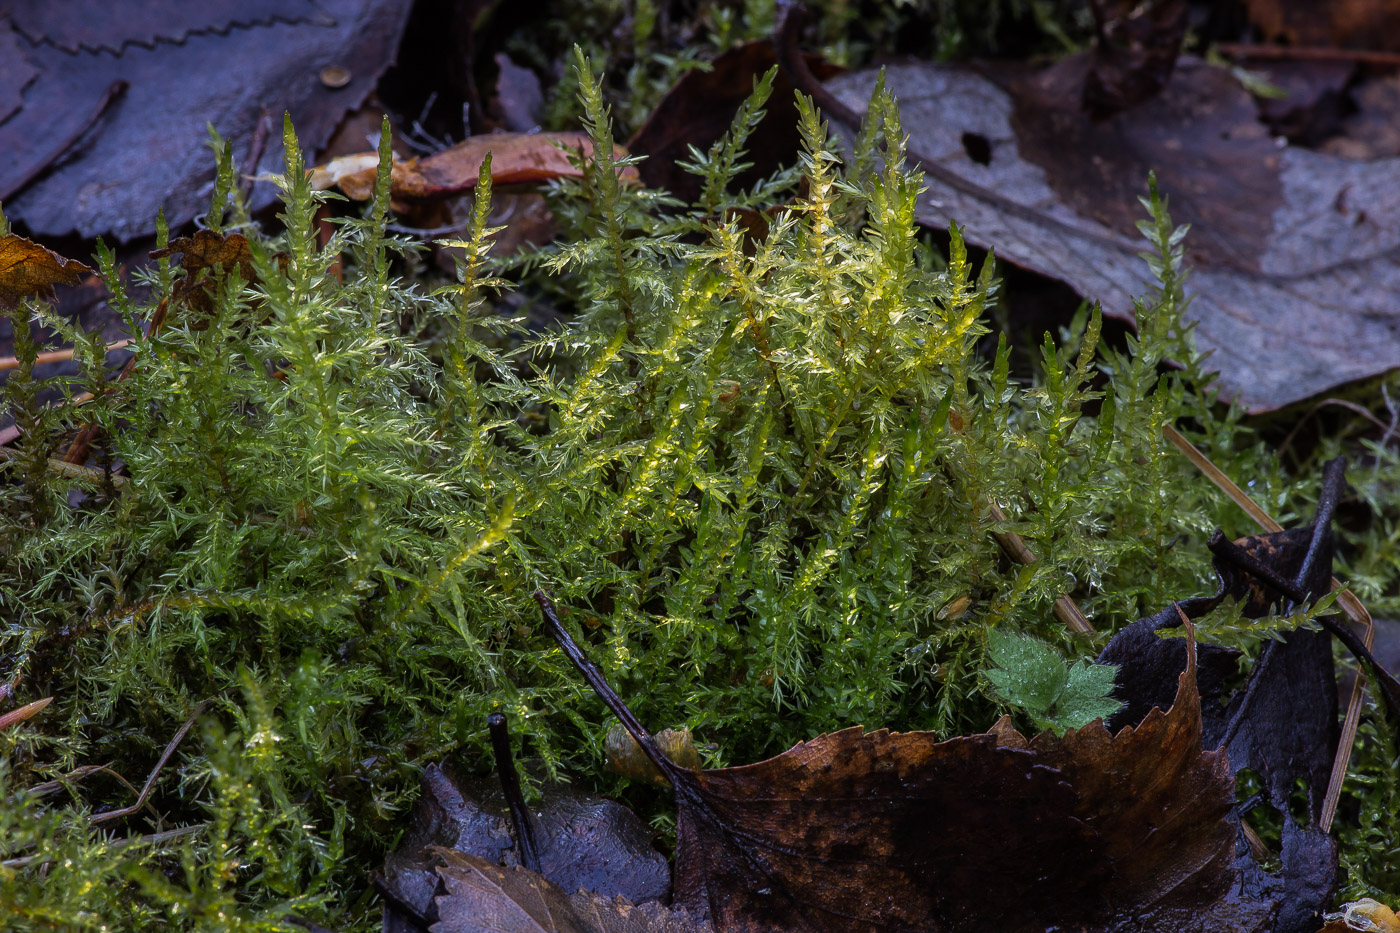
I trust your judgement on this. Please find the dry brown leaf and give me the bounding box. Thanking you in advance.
[149,230,255,275]
[0,234,94,308]
[428,847,712,933]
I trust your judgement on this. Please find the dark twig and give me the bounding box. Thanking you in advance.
[1294,457,1346,602]
[1205,531,1308,605]
[487,711,541,873]
[534,591,682,787]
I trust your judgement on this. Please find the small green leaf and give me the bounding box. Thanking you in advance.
[986,630,1122,736]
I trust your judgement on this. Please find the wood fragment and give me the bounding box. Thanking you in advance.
[0,338,131,372]
[0,824,204,870]
[987,501,1095,634]
[1217,42,1400,67]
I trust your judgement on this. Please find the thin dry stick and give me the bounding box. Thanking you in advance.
[1,824,204,870]
[1277,398,1392,459]
[0,446,128,488]
[23,764,121,801]
[1162,422,1373,832]
[1217,42,1400,67]
[987,501,1095,634]
[0,338,132,373]
[90,699,213,826]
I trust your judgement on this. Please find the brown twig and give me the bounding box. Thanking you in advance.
[1,824,204,870]
[987,501,1095,634]
[1162,422,1372,833]
[89,699,214,825]
[0,339,132,373]
[0,445,128,487]
[23,764,120,801]
[1217,42,1400,68]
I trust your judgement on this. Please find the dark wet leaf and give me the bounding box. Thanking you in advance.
[539,593,1273,933]
[0,0,413,241]
[628,40,840,204]
[0,23,38,124]
[8,2,325,54]
[424,847,711,933]
[1321,72,1400,160]
[821,58,1400,412]
[0,234,95,308]
[1099,459,1375,933]
[313,132,636,201]
[989,626,1274,933]
[379,763,670,930]
[1252,61,1355,148]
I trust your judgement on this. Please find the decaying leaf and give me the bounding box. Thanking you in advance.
[7,2,326,55]
[990,623,1273,933]
[821,57,1400,412]
[378,764,670,931]
[1319,898,1400,933]
[0,234,95,308]
[628,39,841,205]
[315,132,637,202]
[605,723,702,787]
[149,230,255,276]
[1095,458,1400,932]
[0,0,413,240]
[419,847,712,933]
[0,23,38,125]
[538,592,1272,933]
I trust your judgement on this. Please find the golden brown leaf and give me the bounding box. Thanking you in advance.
[0,234,93,307]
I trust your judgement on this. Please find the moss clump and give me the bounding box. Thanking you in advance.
[2,53,1398,929]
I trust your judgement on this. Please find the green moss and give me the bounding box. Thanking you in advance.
[2,57,1398,929]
